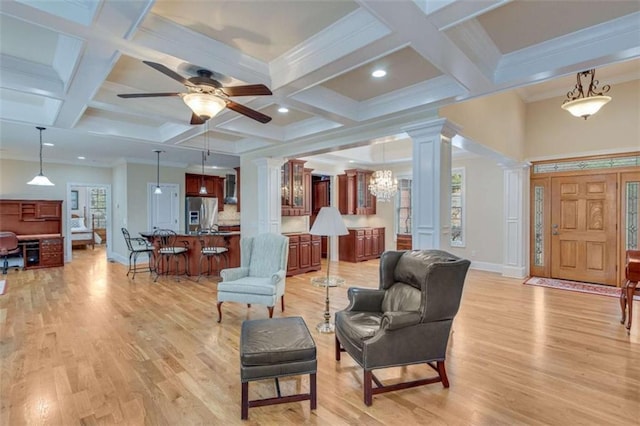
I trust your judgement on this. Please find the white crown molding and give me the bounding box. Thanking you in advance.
[135,13,270,86]
[0,54,64,97]
[289,85,360,122]
[359,75,465,120]
[427,0,509,31]
[284,117,343,140]
[443,18,501,80]
[270,8,392,90]
[495,12,640,86]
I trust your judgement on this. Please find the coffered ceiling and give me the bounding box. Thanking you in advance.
[0,0,638,170]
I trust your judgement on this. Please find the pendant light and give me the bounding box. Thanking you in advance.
[368,142,397,202]
[27,127,55,186]
[199,151,208,195]
[561,69,611,120]
[153,149,163,195]
[199,123,208,194]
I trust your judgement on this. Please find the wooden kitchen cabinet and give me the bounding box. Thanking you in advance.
[185,173,225,211]
[285,233,321,276]
[338,169,376,215]
[339,227,385,262]
[312,179,330,214]
[282,160,310,216]
[234,166,241,213]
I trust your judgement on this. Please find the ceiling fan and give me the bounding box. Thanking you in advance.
[117,61,272,124]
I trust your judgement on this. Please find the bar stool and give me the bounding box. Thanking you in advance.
[198,231,228,282]
[153,229,189,282]
[620,250,640,332]
[121,228,154,279]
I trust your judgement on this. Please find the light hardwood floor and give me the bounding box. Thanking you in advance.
[1,247,639,425]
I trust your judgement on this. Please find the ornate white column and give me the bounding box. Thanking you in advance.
[253,158,285,235]
[405,119,460,249]
[502,164,530,278]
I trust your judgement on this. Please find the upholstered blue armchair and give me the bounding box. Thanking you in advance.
[216,233,289,322]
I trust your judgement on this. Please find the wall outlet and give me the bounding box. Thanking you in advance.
[471,250,477,257]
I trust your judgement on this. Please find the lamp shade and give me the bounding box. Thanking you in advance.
[561,95,611,119]
[183,93,226,119]
[27,173,54,186]
[310,206,348,237]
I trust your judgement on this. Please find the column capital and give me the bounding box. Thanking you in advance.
[404,118,461,141]
[253,157,286,168]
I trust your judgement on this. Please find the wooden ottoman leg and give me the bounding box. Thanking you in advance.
[627,281,637,331]
[364,370,373,406]
[620,281,628,324]
[310,373,317,410]
[241,382,249,420]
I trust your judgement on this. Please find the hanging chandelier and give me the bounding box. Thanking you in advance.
[368,143,397,202]
[27,127,54,186]
[561,69,611,120]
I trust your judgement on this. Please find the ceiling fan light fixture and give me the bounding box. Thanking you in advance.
[183,93,226,120]
[561,69,611,119]
[27,127,54,186]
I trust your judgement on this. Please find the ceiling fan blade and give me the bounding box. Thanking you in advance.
[222,84,272,97]
[190,113,206,125]
[226,100,272,123]
[118,93,181,98]
[143,61,194,87]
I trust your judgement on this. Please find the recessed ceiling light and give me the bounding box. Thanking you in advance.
[349,160,356,163]
[372,69,386,78]
[43,142,54,146]
[78,156,85,160]
[278,107,289,113]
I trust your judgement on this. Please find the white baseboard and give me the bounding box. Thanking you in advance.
[470,261,502,273]
[502,265,527,279]
[109,253,129,266]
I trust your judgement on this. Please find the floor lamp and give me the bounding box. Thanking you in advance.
[310,206,348,333]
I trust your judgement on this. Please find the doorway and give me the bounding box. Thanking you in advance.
[66,183,111,262]
[529,152,639,287]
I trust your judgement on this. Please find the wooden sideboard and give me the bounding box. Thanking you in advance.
[339,227,385,262]
[284,233,321,276]
[1,200,64,269]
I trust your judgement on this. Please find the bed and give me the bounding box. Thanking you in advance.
[70,214,95,249]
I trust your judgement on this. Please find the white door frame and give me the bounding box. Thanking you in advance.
[65,182,112,262]
[147,183,181,232]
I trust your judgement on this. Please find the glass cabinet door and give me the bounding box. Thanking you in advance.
[357,172,366,208]
[281,163,290,207]
[292,162,304,207]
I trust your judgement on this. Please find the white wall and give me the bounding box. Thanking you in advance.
[447,156,504,267]
[525,79,640,159]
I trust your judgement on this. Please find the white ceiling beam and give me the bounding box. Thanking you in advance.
[356,0,493,94]
[426,0,512,31]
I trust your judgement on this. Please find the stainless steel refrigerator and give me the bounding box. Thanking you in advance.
[185,197,218,233]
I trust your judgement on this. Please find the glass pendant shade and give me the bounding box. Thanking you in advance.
[368,169,397,202]
[27,174,54,186]
[561,96,611,119]
[27,126,54,186]
[154,186,162,195]
[183,93,226,120]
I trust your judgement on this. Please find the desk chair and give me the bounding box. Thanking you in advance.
[0,232,21,274]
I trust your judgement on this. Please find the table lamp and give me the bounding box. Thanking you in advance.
[310,206,348,333]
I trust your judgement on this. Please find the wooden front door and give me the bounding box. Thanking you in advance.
[551,174,617,285]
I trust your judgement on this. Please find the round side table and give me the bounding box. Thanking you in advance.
[311,276,345,333]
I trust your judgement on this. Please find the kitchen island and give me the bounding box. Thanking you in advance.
[140,231,240,278]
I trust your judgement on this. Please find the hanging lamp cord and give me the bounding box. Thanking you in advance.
[37,127,45,174]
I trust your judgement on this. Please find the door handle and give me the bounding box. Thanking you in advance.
[552,224,559,235]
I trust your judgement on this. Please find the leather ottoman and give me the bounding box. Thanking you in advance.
[240,316,317,419]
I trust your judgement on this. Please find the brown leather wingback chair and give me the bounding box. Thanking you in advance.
[335,249,471,406]
[0,232,21,274]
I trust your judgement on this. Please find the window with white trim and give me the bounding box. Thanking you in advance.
[450,168,465,247]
